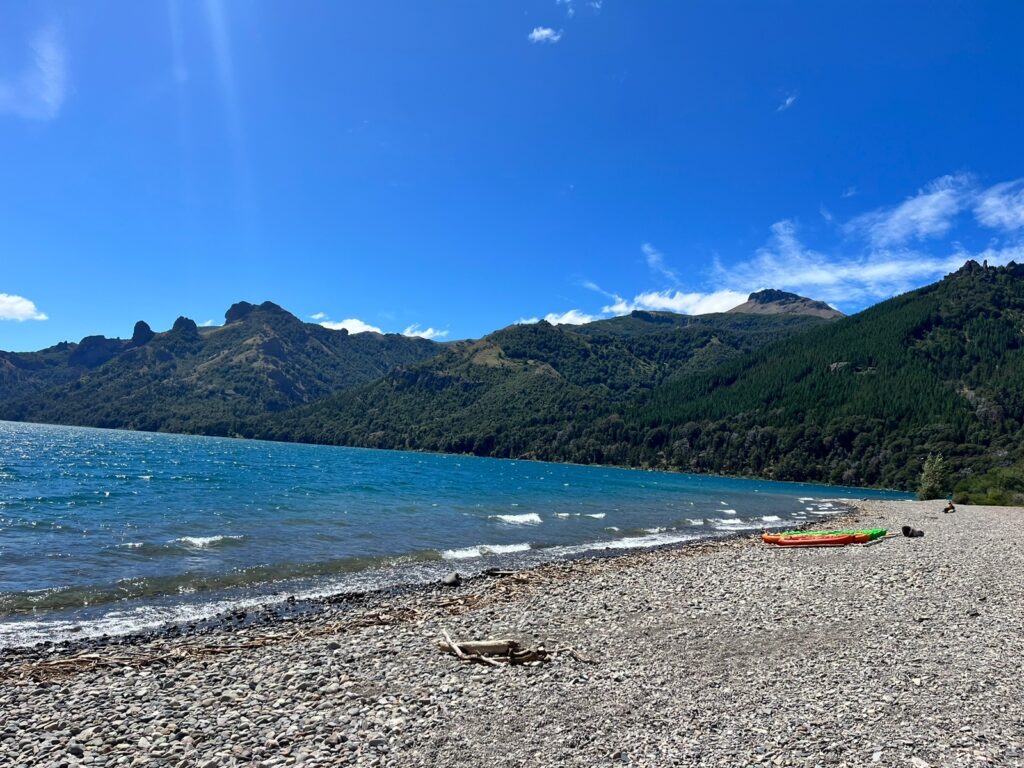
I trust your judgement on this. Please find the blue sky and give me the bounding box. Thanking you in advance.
[2,1,1023,351]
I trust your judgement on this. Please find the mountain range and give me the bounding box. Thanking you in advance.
[3,269,1023,495]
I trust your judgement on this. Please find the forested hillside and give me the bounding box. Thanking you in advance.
[624,261,1024,489]
[254,310,829,457]
[259,262,1024,492]
[0,301,437,434]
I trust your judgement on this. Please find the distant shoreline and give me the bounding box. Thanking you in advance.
[0,417,916,495]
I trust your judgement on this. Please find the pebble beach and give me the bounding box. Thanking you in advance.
[2,500,1022,767]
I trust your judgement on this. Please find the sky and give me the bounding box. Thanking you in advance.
[1,1,1023,351]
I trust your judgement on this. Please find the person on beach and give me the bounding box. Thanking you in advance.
[943,501,956,514]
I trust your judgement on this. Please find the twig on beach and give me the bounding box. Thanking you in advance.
[437,633,593,667]
[553,645,596,664]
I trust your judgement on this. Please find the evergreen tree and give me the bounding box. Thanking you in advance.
[918,453,948,500]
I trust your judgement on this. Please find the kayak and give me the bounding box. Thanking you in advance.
[775,533,856,547]
[762,528,886,545]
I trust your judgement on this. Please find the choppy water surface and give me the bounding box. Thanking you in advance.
[0,421,911,646]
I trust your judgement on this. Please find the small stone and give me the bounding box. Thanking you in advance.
[441,573,462,587]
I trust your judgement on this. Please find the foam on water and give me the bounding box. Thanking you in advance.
[585,513,606,519]
[441,542,533,560]
[174,535,245,548]
[488,513,543,525]
[710,518,765,531]
[548,530,703,556]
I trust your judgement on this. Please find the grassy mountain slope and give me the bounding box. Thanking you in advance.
[256,311,828,459]
[0,302,438,435]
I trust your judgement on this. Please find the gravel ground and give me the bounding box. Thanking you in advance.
[1,500,1022,767]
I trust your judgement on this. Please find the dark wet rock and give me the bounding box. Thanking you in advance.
[442,572,462,587]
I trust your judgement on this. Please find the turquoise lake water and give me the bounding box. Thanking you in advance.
[0,421,912,647]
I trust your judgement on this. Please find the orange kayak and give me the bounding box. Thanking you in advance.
[775,534,855,547]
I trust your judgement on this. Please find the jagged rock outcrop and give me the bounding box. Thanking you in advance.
[171,316,199,335]
[131,321,154,346]
[68,336,125,368]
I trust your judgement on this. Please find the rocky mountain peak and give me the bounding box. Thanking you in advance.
[728,290,843,319]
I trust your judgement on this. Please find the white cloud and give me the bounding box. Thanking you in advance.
[776,93,798,112]
[975,179,1024,231]
[845,173,973,247]
[518,309,599,325]
[841,186,858,198]
[403,324,449,340]
[309,312,327,321]
[0,25,67,120]
[557,0,575,17]
[528,27,562,43]
[642,243,680,285]
[200,319,215,327]
[321,318,383,334]
[819,204,833,223]
[0,293,48,321]
[720,219,971,305]
[544,309,599,325]
[603,290,748,316]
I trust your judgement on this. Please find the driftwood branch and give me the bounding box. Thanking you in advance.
[438,632,594,667]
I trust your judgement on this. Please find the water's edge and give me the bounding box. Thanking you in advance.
[0,509,858,656]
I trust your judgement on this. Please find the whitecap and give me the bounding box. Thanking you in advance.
[555,513,571,518]
[584,513,606,519]
[441,543,532,560]
[721,509,737,515]
[174,535,244,548]
[119,542,144,549]
[547,531,702,556]
[489,513,542,525]
[710,518,763,531]
[761,515,782,522]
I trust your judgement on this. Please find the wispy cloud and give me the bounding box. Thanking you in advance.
[556,0,576,17]
[841,186,858,198]
[565,174,1024,325]
[642,243,681,286]
[528,27,563,44]
[321,318,383,334]
[200,319,215,327]
[403,324,449,340]
[975,179,1024,232]
[309,312,327,321]
[0,24,67,120]
[722,219,972,305]
[776,92,798,112]
[0,293,48,321]
[845,173,973,247]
